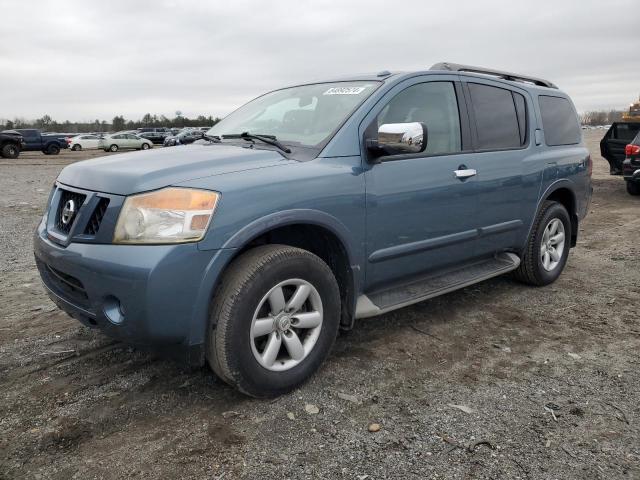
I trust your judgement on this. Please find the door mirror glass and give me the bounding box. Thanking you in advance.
[369,122,428,157]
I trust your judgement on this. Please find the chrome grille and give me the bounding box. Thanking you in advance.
[55,190,86,234]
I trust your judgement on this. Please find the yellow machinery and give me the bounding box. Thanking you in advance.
[622,96,640,122]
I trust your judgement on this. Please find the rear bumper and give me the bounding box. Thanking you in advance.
[33,220,236,364]
[622,159,640,181]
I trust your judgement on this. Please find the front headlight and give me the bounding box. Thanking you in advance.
[113,187,219,244]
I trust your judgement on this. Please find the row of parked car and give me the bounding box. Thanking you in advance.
[66,127,210,152]
[0,127,211,158]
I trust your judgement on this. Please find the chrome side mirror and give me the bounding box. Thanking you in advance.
[367,122,428,158]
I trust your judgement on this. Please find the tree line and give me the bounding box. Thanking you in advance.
[0,113,221,133]
[1,109,630,132]
[579,109,625,126]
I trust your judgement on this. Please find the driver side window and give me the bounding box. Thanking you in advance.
[378,82,462,155]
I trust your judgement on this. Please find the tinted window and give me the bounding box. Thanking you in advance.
[469,83,521,150]
[614,123,640,141]
[539,95,581,146]
[377,82,461,155]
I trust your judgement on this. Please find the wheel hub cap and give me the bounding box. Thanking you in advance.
[249,279,323,372]
[275,314,292,332]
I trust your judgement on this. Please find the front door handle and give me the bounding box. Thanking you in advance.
[454,168,477,179]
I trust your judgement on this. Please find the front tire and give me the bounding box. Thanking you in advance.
[1,144,19,158]
[207,245,341,398]
[141,143,150,150]
[626,180,640,196]
[109,144,118,152]
[513,201,571,286]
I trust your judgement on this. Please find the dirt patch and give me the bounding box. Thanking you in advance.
[1,134,639,479]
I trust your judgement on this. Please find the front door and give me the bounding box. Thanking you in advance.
[363,78,479,291]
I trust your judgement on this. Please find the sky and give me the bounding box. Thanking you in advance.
[0,0,638,122]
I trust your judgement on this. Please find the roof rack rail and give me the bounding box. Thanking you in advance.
[429,62,558,89]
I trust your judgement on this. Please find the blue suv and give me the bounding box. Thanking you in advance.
[34,63,592,397]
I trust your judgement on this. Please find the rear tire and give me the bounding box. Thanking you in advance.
[1,144,19,159]
[109,144,118,152]
[71,144,81,151]
[513,201,571,286]
[207,245,341,398]
[626,180,640,196]
[46,144,60,155]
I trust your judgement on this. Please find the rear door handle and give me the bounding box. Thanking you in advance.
[454,168,477,179]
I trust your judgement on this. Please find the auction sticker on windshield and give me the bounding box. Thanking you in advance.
[323,86,368,95]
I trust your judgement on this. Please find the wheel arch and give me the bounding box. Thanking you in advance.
[186,211,361,364]
[223,210,359,328]
[536,181,579,247]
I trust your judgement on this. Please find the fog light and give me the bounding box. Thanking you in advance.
[103,296,124,325]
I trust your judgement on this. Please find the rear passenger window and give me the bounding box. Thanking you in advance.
[377,82,461,155]
[538,95,581,146]
[468,83,523,150]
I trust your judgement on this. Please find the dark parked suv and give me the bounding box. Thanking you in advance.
[622,131,640,195]
[600,122,640,175]
[34,63,592,397]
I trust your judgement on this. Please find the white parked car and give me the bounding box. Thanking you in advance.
[68,134,102,151]
[99,133,153,152]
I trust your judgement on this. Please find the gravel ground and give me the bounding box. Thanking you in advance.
[1,131,639,479]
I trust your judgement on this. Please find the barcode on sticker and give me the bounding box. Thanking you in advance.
[323,87,366,95]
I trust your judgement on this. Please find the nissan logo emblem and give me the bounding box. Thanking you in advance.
[61,199,76,226]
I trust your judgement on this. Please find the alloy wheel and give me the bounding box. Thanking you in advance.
[250,279,323,372]
[540,218,565,271]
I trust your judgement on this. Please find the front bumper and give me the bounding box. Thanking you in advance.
[34,221,236,364]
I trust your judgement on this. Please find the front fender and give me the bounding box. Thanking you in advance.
[220,208,357,259]
[187,209,363,355]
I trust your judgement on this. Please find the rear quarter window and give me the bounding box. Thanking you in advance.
[538,95,581,146]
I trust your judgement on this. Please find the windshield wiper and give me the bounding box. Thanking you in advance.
[202,134,221,143]
[222,132,291,154]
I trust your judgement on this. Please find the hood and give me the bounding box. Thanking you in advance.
[1,130,23,137]
[57,143,295,195]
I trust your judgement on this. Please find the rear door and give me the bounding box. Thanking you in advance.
[111,134,125,148]
[461,80,534,257]
[82,135,100,149]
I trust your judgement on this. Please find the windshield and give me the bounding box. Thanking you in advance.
[207,81,379,148]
